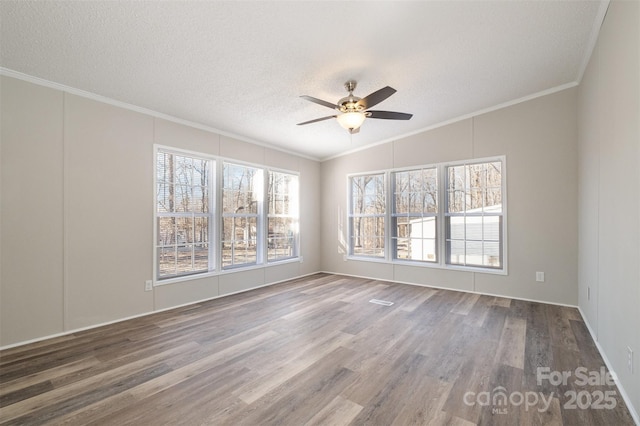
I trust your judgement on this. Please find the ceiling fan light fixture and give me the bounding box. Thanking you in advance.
[336,111,366,132]
[298,81,411,134]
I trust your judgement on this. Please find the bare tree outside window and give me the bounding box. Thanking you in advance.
[446,161,502,268]
[349,174,385,257]
[222,163,261,268]
[155,149,301,280]
[346,158,505,270]
[156,151,211,279]
[267,171,299,261]
[392,168,438,262]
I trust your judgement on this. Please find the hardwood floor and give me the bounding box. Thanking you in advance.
[0,273,635,425]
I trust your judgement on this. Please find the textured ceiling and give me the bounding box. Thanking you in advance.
[0,1,606,160]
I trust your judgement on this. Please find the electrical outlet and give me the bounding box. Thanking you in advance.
[628,347,633,373]
[536,271,545,282]
[299,256,304,263]
[145,280,153,292]
[587,286,590,301]
[343,254,347,262]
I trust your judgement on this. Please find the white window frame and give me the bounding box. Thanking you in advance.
[444,157,506,272]
[153,145,301,286]
[347,156,507,275]
[267,169,300,263]
[347,172,388,260]
[221,161,264,270]
[391,166,439,264]
[154,146,217,282]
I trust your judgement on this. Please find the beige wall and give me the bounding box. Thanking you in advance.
[1,78,65,344]
[64,94,155,330]
[578,0,639,417]
[2,8,638,420]
[0,76,321,346]
[321,88,579,306]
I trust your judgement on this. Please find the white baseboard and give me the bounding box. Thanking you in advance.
[321,269,639,424]
[577,307,639,425]
[318,270,579,308]
[0,271,321,351]
[4,269,637,426]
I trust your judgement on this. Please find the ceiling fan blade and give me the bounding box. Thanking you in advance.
[297,115,336,126]
[357,86,397,109]
[300,95,337,110]
[367,110,413,120]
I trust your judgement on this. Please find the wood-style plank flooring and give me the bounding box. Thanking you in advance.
[0,274,635,425]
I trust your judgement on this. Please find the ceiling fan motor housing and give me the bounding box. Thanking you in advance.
[338,80,364,113]
[338,96,364,113]
[297,80,410,130]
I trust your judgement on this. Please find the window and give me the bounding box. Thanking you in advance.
[155,147,301,283]
[222,162,263,268]
[156,150,213,279]
[392,167,438,262]
[347,157,506,273]
[267,171,299,261]
[445,160,503,269]
[349,173,386,258]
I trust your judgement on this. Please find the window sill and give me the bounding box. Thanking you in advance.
[154,257,302,286]
[154,271,219,287]
[346,256,508,276]
[346,255,388,264]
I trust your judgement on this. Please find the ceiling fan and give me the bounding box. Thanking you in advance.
[297,80,413,134]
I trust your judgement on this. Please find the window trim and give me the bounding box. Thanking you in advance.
[153,145,302,286]
[221,161,264,270]
[444,158,505,270]
[154,146,217,282]
[346,156,507,275]
[347,171,388,260]
[266,169,300,263]
[391,166,439,264]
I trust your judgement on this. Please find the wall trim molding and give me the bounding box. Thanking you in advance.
[0,67,579,165]
[0,67,320,162]
[320,270,578,308]
[576,0,610,83]
[578,307,640,425]
[321,81,579,162]
[2,272,635,422]
[2,268,575,351]
[0,271,320,351]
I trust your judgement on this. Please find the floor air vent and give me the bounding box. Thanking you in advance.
[369,299,394,306]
